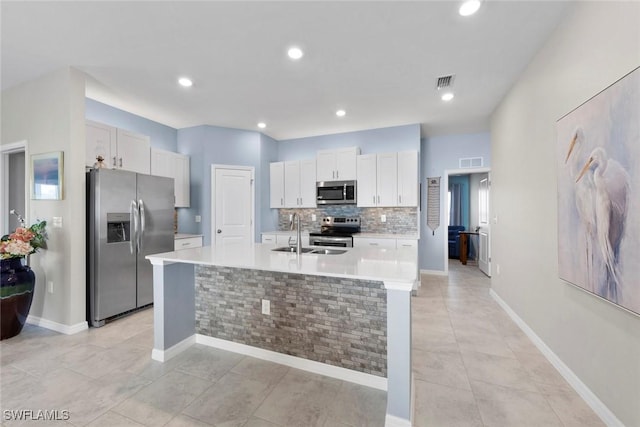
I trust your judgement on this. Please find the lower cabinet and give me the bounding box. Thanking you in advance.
[262,233,309,246]
[174,236,203,251]
[353,237,418,249]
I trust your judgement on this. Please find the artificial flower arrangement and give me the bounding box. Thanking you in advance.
[0,210,47,260]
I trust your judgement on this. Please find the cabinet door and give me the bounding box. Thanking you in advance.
[261,234,276,244]
[376,152,398,207]
[316,150,336,181]
[397,151,418,207]
[396,239,418,249]
[86,121,116,167]
[335,147,359,180]
[284,161,301,208]
[116,129,150,174]
[353,237,396,248]
[174,154,190,207]
[357,154,377,207]
[270,162,285,208]
[299,159,317,208]
[151,148,173,178]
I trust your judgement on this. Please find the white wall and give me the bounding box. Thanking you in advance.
[1,68,87,328]
[490,2,640,425]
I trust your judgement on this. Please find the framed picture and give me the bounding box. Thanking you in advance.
[31,151,63,200]
[556,67,639,316]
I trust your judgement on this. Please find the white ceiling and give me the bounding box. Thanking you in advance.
[1,1,571,140]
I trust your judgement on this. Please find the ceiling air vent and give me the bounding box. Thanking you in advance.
[436,75,455,89]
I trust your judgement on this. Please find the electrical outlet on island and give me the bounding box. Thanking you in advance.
[381,215,387,223]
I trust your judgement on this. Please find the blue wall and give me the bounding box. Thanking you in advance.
[278,124,420,159]
[177,125,274,245]
[85,99,177,151]
[420,132,491,272]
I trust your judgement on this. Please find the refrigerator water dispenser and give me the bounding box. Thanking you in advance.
[106,213,130,243]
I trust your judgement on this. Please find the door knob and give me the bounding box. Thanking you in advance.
[217,229,222,233]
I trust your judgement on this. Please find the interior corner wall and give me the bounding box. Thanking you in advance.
[490,2,640,425]
[419,133,491,272]
[1,67,87,327]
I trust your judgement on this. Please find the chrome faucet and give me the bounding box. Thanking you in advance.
[289,213,302,255]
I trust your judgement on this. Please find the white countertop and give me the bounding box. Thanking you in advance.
[174,233,203,239]
[147,243,417,285]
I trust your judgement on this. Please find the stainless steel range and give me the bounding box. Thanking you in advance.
[309,216,361,247]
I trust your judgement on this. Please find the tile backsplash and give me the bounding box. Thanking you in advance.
[278,206,418,234]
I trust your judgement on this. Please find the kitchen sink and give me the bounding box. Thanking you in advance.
[310,248,347,255]
[271,247,315,253]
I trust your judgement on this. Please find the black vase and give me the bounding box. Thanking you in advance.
[1,258,36,340]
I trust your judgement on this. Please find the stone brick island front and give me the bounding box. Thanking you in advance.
[147,243,417,427]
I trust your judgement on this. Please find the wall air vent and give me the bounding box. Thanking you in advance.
[436,75,455,89]
[459,157,483,168]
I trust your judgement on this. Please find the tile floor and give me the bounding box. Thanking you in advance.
[0,261,604,426]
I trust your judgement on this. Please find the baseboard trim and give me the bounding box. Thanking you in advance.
[385,414,412,427]
[420,269,447,276]
[26,315,88,335]
[196,334,387,391]
[151,335,196,362]
[489,289,624,427]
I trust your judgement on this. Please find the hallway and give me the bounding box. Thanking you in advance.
[411,261,603,426]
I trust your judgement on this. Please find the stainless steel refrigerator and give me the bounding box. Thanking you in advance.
[87,168,174,327]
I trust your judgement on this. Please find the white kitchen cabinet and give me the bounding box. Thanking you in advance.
[270,162,285,208]
[261,234,276,244]
[316,146,360,181]
[353,237,397,248]
[284,159,316,208]
[174,235,202,251]
[151,148,191,207]
[86,120,150,174]
[356,152,397,207]
[396,239,418,249]
[397,151,419,207]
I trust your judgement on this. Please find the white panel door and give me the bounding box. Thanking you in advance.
[397,151,418,207]
[316,150,336,181]
[376,152,398,207]
[116,129,150,174]
[478,175,491,277]
[357,154,377,207]
[86,120,116,167]
[284,161,301,208]
[269,162,285,208]
[214,167,254,250]
[299,159,317,208]
[335,147,359,180]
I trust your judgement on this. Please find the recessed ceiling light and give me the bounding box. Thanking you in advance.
[257,122,266,129]
[459,0,481,16]
[336,110,346,117]
[441,92,455,102]
[178,77,193,87]
[287,46,304,60]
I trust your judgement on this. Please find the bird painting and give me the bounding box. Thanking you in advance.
[556,66,639,316]
[575,147,630,302]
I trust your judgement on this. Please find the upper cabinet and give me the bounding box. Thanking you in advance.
[357,150,418,208]
[271,159,316,208]
[270,162,285,208]
[316,147,360,181]
[86,120,150,174]
[397,151,419,207]
[151,148,191,207]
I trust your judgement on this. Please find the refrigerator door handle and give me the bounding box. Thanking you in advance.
[130,200,138,255]
[138,199,146,252]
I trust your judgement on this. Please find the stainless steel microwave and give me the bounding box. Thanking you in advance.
[316,180,357,205]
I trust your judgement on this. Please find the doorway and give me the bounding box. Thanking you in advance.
[444,167,491,276]
[1,141,28,235]
[211,165,255,250]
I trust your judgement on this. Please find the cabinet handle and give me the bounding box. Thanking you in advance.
[373,195,375,204]
[399,195,402,204]
[332,171,335,179]
[281,197,283,206]
[377,195,380,204]
[119,157,123,167]
[336,170,339,179]
[112,156,117,167]
[370,243,378,246]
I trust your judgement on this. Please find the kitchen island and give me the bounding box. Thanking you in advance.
[146,243,416,427]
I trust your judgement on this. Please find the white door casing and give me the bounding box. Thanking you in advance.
[478,174,491,277]
[212,165,254,250]
[1,141,28,236]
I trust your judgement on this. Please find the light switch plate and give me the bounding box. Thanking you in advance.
[52,217,63,228]
[311,214,317,221]
[381,215,386,223]
[195,215,201,223]
[261,299,270,315]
